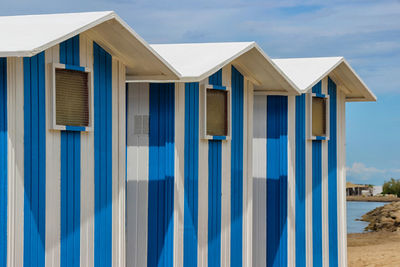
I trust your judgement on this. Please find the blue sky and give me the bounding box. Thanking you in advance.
[2,0,400,185]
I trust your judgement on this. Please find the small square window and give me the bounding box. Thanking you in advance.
[206,89,228,136]
[312,96,327,137]
[55,69,89,127]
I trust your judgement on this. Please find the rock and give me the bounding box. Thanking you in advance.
[360,201,400,232]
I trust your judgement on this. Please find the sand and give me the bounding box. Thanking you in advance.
[348,231,400,266]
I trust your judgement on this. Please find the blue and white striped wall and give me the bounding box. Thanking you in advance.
[252,77,348,267]
[4,33,126,267]
[126,64,254,267]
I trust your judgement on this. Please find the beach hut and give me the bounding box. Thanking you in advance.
[252,57,376,267]
[0,11,179,267]
[125,42,299,267]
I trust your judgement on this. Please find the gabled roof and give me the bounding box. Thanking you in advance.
[147,42,300,95]
[272,57,377,102]
[0,11,180,79]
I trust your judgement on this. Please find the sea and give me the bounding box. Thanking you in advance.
[347,201,388,233]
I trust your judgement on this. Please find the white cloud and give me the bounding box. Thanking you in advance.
[347,162,400,184]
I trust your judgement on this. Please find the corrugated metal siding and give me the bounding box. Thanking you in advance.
[266,96,288,267]
[183,82,199,267]
[252,96,267,267]
[0,57,7,267]
[295,94,306,267]
[126,83,150,267]
[148,83,175,267]
[328,77,338,267]
[312,82,323,267]
[208,70,223,267]
[59,36,81,267]
[312,140,322,267]
[230,66,243,267]
[93,42,112,267]
[208,140,222,267]
[23,52,46,267]
[209,69,222,86]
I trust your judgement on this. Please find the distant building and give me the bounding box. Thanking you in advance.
[346,182,372,196]
[373,185,383,196]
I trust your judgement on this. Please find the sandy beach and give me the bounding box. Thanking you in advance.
[348,231,400,266]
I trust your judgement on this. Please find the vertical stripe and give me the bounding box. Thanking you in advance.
[208,69,222,267]
[209,69,222,86]
[94,42,112,267]
[266,96,288,267]
[59,35,81,267]
[0,57,7,267]
[252,95,267,267]
[23,51,46,267]
[312,141,322,267]
[312,83,323,267]
[183,82,199,267]
[208,140,222,267]
[174,82,185,267]
[148,83,175,267]
[7,57,25,267]
[295,94,306,267]
[126,83,149,267]
[79,33,95,267]
[328,77,338,267]
[230,66,243,267]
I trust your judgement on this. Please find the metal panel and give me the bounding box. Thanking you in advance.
[79,33,95,267]
[147,83,175,267]
[59,35,81,267]
[312,83,323,267]
[295,94,306,267]
[312,140,322,267]
[252,95,267,267]
[23,51,46,267]
[126,82,149,267]
[183,82,199,267]
[266,96,288,267]
[0,57,7,267]
[208,140,222,267]
[209,69,222,87]
[93,42,112,267]
[7,57,25,267]
[328,77,338,267]
[230,66,243,267]
[183,83,199,267]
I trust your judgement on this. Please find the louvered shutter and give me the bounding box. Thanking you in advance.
[55,69,89,126]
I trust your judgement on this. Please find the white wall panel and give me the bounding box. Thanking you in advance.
[198,78,209,267]
[112,57,126,267]
[337,89,347,267]
[45,45,61,267]
[243,79,253,267]
[7,57,24,267]
[221,65,231,267]
[126,82,149,267]
[174,82,185,267]
[287,95,296,267]
[321,78,330,267]
[80,33,95,267]
[252,95,267,267]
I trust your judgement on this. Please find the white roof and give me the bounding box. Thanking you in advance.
[272,57,376,102]
[0,11,179,79]
[147,42,299,94]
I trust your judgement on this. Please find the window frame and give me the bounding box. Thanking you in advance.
[308,92,330,141]
[201,83,231,140]
[50,63,94,132]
